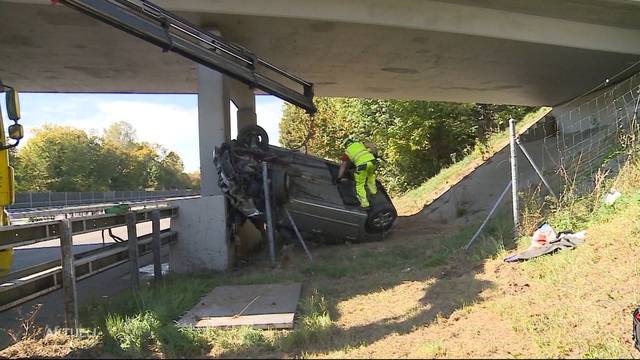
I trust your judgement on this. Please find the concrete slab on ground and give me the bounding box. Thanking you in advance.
[177,283,302,329]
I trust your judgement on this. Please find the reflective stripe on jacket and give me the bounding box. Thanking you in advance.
[345,142,375,166]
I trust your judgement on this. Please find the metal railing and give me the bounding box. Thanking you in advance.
[0,206,179,330]
[9,190,198,210]
[9,198,185,222]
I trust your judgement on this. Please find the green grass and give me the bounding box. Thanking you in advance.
[486,149,640,358]
[394,107,551,215]
[10,135,639,358]
[89,281,336,357]
[278,290,334,351]
[69,212,515,358]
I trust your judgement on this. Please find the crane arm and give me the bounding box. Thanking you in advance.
[57,0,317,114]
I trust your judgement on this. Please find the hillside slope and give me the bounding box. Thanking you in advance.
[2,125,639,359]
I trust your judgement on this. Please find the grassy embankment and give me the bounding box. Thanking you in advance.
[394,106,551,216]
[3,111,640,358]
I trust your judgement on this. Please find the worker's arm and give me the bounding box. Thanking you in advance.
[337,160,348,180]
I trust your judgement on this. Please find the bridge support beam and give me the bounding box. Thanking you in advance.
[170,58,233,273]
[169,196,231,272]
[230,79,257,133]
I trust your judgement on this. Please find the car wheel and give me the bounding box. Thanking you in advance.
[365,205,397,233]
[271,169,290,205]
[237,125,269,151]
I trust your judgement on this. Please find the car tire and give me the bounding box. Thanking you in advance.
[237,125,269,151]
[271,169,290,205]
[365,205,397,233]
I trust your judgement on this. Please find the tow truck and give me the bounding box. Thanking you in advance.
[0,83,25,277]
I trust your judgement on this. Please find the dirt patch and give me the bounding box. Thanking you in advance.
[326,308,534,359]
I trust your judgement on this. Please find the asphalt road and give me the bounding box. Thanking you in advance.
[0,219,171,348]
[9,219,171,271]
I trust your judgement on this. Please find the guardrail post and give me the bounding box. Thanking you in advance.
[59,219,79,333]
[126,212,140,291]
[509,118,520,239]
[151,210,162,281]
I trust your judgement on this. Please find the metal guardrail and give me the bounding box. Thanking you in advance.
[8,198,193,221]
[0,207,178,251]
[0,206,179,327]
[9,190,198,210]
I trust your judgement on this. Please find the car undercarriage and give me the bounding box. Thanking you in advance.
[214,125,397,247]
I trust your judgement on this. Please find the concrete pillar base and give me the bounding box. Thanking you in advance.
[170,196,231,273]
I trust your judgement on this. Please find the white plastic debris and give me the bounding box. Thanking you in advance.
[603,189,622,205]
[531,224,557,248]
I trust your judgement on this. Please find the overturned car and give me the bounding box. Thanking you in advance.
[214,126,397,245]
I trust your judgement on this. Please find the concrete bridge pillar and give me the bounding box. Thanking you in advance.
[230,79,257,133]
[169,56,233,273]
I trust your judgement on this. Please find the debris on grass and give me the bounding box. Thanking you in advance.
[504,224,586,263]
[603,189,622,205]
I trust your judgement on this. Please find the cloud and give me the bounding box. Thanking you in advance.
[74,100,200,171]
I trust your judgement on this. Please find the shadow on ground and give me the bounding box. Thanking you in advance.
[218,214,512,358]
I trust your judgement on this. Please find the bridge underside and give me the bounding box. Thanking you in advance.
[1,1,639,106]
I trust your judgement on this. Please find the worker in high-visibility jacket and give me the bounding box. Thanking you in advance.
[337,138,378,209]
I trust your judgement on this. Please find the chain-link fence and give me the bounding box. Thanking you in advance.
[9,190,199,210]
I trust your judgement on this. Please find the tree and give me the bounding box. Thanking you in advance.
[15,125,97,191]
[103,121,138,149]
[14,121,195,192]
[280,98,535,194]
[156,150,191,190]
[187,171,201,190]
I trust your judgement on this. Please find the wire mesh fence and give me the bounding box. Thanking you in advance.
[553,72,640,184]
[513,71,640,199]
[9,189,199,210]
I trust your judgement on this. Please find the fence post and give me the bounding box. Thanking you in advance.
[126,212,140,291]
[516,138,558,199]
[509,118,520,239]
[262,162,276,264]
[151,210,163,281]
[59,219,79,333]
[464,181,512,251]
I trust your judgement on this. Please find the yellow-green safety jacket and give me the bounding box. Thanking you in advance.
[345,142,375,166]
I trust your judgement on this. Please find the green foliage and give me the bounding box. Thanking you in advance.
[102,121,138,149]
[105,311,160,355]
[279,290,333,351]
[280,98,535,194]
[13,122,194,191]
[14,125,97,191]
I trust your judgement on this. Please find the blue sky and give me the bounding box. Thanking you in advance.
[18,93,284,172]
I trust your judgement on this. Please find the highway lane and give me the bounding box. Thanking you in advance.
[1,219,171,347]
[9,219,171,271]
